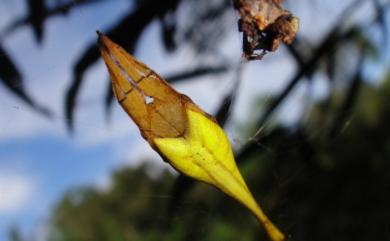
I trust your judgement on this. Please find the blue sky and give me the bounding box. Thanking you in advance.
[0,0,387,240]
[0,1,145,240]
[0,135,116,238]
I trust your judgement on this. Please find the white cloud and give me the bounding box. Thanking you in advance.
[0,174,35,213]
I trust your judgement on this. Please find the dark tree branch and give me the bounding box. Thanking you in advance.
[252,0,367,140]
[0,43,51,116]
[65,0,181,131]
[2,0,102,43]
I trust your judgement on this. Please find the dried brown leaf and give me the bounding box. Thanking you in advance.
[234,0,299,60]
[97,32,206,146]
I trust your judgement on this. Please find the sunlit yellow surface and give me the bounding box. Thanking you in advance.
[98,32,284,241]
[155,110,285,241]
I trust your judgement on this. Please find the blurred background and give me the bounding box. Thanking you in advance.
[0,0,390,240]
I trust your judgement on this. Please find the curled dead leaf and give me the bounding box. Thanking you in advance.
[234,0,299,60]
[98,32,285,241]
[97,32,207,147]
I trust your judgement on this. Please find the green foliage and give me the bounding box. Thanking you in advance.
[3,1,388,240]
[45,74,390,241]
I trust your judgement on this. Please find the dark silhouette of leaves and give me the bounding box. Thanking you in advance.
[0,43,51,116]
[8,226,23,241]
[374,0,388,48]
[181,0,231,54]
[253,0,367,135]
[65,0,181,131]
[159,5,179,52]
[162,1,382,212]
[27,0,46,43]
[65,42,100,130]
[286,37,316,84]
[286,40,305,70]
[214,65,241,126]
[165,174,194,215]
[328,54,363,138]
[47,76,390,240]
[1,1,389,240]
[104,78,114,122]
[325,48,337,83]
[2,0,101,43]
[166,65,228,83]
